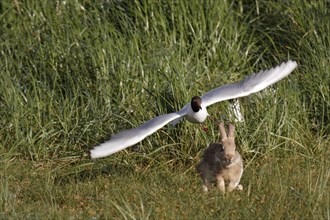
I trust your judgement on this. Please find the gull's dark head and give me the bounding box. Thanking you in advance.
[191,96,202,112]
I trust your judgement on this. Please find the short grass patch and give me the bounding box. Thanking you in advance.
[1,146,329,219]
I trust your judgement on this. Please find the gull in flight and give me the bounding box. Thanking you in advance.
[91,60,297,158]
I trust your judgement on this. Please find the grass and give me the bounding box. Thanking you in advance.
[0,0,329,219]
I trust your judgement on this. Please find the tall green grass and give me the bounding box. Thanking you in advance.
[0,0,329,219]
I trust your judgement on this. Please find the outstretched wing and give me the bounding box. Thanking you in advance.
[201,60,297,107]
[90,112,185,158]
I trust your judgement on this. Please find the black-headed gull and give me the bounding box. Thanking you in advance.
[91,60,297,158]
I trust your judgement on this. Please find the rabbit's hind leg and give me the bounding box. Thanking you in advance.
[202,180,212,193]
[227,181,242,192]
[236,184,243,191]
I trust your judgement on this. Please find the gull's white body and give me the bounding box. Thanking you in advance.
[185,101,209,123]
[91,60,297,158]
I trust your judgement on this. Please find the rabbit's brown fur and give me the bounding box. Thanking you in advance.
[196,121,243,193]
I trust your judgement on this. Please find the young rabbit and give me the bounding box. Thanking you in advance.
[196,121,243,193]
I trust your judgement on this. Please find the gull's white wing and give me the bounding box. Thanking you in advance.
[170,103,189,126]
[90,111,186,158]
[201,60,297,107]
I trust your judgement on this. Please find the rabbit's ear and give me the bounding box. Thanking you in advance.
[228,123,235,138]
[219,121,228,140]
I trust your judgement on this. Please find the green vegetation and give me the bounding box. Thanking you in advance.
[0,0,329,219]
